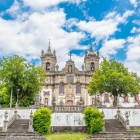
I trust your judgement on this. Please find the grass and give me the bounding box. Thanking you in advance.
[134,129,140,133]
[45,132,90,140]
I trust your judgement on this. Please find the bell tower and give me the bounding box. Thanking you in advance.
[84,43,100,72]
[41,40,57,72]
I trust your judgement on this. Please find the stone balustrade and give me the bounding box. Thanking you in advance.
[116,107,130,131]
[51,105,86,113]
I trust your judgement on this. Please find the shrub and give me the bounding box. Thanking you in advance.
[90,117,104,134]
[84,106,104,134]
[33,107,51,135]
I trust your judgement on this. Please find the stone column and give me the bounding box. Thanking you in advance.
[116,105,120,119]
[125,111,130,131]
[2,111,8,132]
[102,110,105,132]
[52,96,56,112]
[14,102,20,120]
[28,110,34,132]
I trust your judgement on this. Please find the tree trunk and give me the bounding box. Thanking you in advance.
[113,95,118,107]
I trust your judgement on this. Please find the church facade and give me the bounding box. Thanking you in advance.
[39,41,100,106]
[39,42,140,107]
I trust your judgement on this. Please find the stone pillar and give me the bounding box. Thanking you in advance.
[28,110,34,132]
[102,110,105,132]
[116,105,120,119]
[2,111,8,132]
[125,111,130,131]
[52,96,56,112]
[14,102,20,120]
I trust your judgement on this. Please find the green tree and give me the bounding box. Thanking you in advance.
[0,55,45,107]
[0,84,10,107]
[84,106,104,134]
[33,107,51,135]
[89,58,140,107]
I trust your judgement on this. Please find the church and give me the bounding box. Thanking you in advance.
[39,41,140,107]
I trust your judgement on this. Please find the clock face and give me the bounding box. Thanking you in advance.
[67,76,74,83]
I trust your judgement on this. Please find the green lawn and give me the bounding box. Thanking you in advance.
[45,133,90,140]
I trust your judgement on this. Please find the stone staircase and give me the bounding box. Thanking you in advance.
[0,119,47,140]
[86,132,140,140]
[85,119,140,140]
[8,119,29,133]
[105,119,127,132]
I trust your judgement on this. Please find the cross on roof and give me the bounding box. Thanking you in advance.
[69,53,72,60]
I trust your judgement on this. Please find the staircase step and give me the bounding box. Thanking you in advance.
[8,119,29,133]
[86,132,140,140]
[0,132,47,140]
[105,119,127,132]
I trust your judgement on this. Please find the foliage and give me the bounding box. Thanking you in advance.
[84,106,104,134]
[0,55,45,107]
[33,107,51,135]
[88,58,140,107]
[90,117,104,134]
[46,132,90,140]
[0,84,10,107]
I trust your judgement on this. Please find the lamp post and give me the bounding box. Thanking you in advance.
[116,86,119,107]
[10,88,13,108]
[17,89,20,106]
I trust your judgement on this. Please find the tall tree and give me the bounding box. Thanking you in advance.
[0,55,45,107]
[88,58,140,107]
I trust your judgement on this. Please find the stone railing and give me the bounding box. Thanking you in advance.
[28,110,34,132]
[2,103,21,132]
[115,108,130,131]
[51,105,86,113]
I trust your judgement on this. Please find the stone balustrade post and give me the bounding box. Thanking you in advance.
[102,110,105,132]
[14,102,20,120]
[2,111,8,132]
[28,110,34,132]
[52,96,56,112]
[125,111,130,131]
[116,105,120,119]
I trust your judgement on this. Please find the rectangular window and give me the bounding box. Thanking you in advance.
[76,83,81,94]
[59,83,64,94]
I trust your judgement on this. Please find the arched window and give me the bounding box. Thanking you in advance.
[59,100,64,106]
[92,98,95,105]
[44,98,48,106]
[76,82,81,94]
[124,97,129,103]
[135,96,139,102]
[46,62,50,71]
[104,94,109,103]
[91,62,95,71]
[76,101,80,106]
[68,65,72,73]
[59,83,64,94]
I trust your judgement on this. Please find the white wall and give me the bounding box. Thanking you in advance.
[0,108,140,127]
[51,113,85,126]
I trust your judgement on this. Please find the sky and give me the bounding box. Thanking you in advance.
[0,0,140,75]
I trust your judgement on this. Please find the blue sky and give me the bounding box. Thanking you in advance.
[0,0,140,75]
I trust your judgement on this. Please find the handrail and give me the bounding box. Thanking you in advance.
[118,113,126,127]
[116,110,130,130]
[7,115,16,127]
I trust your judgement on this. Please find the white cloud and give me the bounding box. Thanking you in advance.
[131,27,140,33]
[130,0,138,7]
[100,39,125,58]
[23,0,86,10]
[126,35,140,62]
[123,35,140,76]
[125,61,140,76]
[0,9,85,70]
[77,11,134,39]
[133,20,140,25]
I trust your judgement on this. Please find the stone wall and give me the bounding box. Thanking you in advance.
[0,108,140,128]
